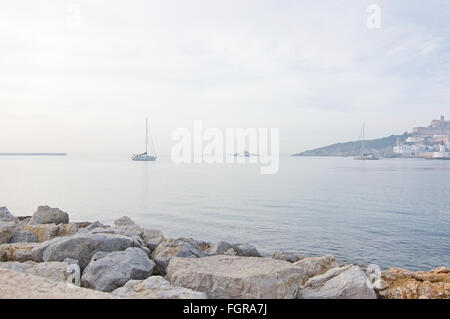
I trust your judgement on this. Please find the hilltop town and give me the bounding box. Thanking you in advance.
[293,116,450,159]
[393,116,450,158]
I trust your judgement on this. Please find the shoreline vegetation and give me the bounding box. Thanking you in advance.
[0,206,448,299]
[292,133,410,157]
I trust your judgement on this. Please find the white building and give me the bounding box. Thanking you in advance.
[432,142,450,159]
[393,144,427,156]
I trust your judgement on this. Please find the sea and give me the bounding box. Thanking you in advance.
[1,155,449,271]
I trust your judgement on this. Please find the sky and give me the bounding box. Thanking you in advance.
[0,0,449,155]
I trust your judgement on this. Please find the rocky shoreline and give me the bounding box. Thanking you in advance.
[0,206,449,299]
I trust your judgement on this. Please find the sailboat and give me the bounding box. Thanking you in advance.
[354,123,379,160]
[132,117,157,161]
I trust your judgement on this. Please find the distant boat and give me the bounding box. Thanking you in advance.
[132,117,157,161]
[233,151,259,157]
[354,123,380,160]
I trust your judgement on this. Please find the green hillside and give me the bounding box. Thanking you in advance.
[292,132,411,157]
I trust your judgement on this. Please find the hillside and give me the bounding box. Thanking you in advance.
[292,133,410,157]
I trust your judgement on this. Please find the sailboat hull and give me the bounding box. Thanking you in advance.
[132,154,157,161]
[354,157,379,160]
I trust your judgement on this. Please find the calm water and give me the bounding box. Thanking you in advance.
[1,155,449,270]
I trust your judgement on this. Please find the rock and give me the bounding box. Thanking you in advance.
[224,248,237,256]
[166,255,304,299]
[30,237,65,262]
[298,265,376,299]
[0,220,17,244]
[65,259,81,286]
[112,276,207,299]
[365,264,388,292]
[113,216,164,251]
[9,230,37,243]
[0,243,39,262]
[208,241,233,255]
[0,260,76,283]
[21,224,58,242]
[32,228,147,268]
[232,243,261,257]
[377,267,450,299]
[141,229,165,251]
[57,223,79,237]
[30,205,69,225]
[151,237,209,275]
[272,251,304,263]
[0,207,18,222]
[0,268,115,299]
[114,216,135,227]
[81,247,155,292]
[294,254,339,284]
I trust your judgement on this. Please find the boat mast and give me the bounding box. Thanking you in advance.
[362,123,365,159]
[146,117,148,155]
[149,117,157,157]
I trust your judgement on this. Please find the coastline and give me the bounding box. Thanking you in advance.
[1,205,449,299]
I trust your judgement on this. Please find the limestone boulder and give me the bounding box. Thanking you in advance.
[272,251,304,263]
[81,247,155,292]
[0,207,18,222]
[112,276,207,299]
[32,227,147,268]
[294,254,339,284]
[21,224,59,242]
[232,243,261,257]
[377,266,450,299]
[9,230,37,243]
[207,241,233,255]
[166,255,304,299]
[0,220,17,244]
[151,237,209,275]
[297,265,376,299]
[113,216,164,252]
[0,260,77,284]
[30,205,69,225]
[0,268,115,299]
[0,243,39,262]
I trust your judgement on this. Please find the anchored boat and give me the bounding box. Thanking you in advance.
[132,117,157,161]
[354,123,380,160]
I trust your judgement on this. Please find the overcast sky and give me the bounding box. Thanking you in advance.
[1,0,449,155]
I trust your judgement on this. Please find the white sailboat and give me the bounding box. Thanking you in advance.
[354,123,379,160]
[132,117,157,161]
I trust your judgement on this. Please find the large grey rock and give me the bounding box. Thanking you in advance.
[151,237,209,275]
[0,243,39,262]
[111,276,207,299]
[166,255,304,299]
[81,247,155,292]
[0,207,18,222]
[21,223,58,242]
[0,268,115,299]
[272,251,304,263]
[32,228,147,268]
[232,243,261,257]
[0,260,77,284]
[298,265,377,299]
[294,254,339,284]
[9,230,37,243]
[207,241,233,255]
[0,220,17,244]
[113,216,164,251]
[31,237,64,262]
[30,206,69,225]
